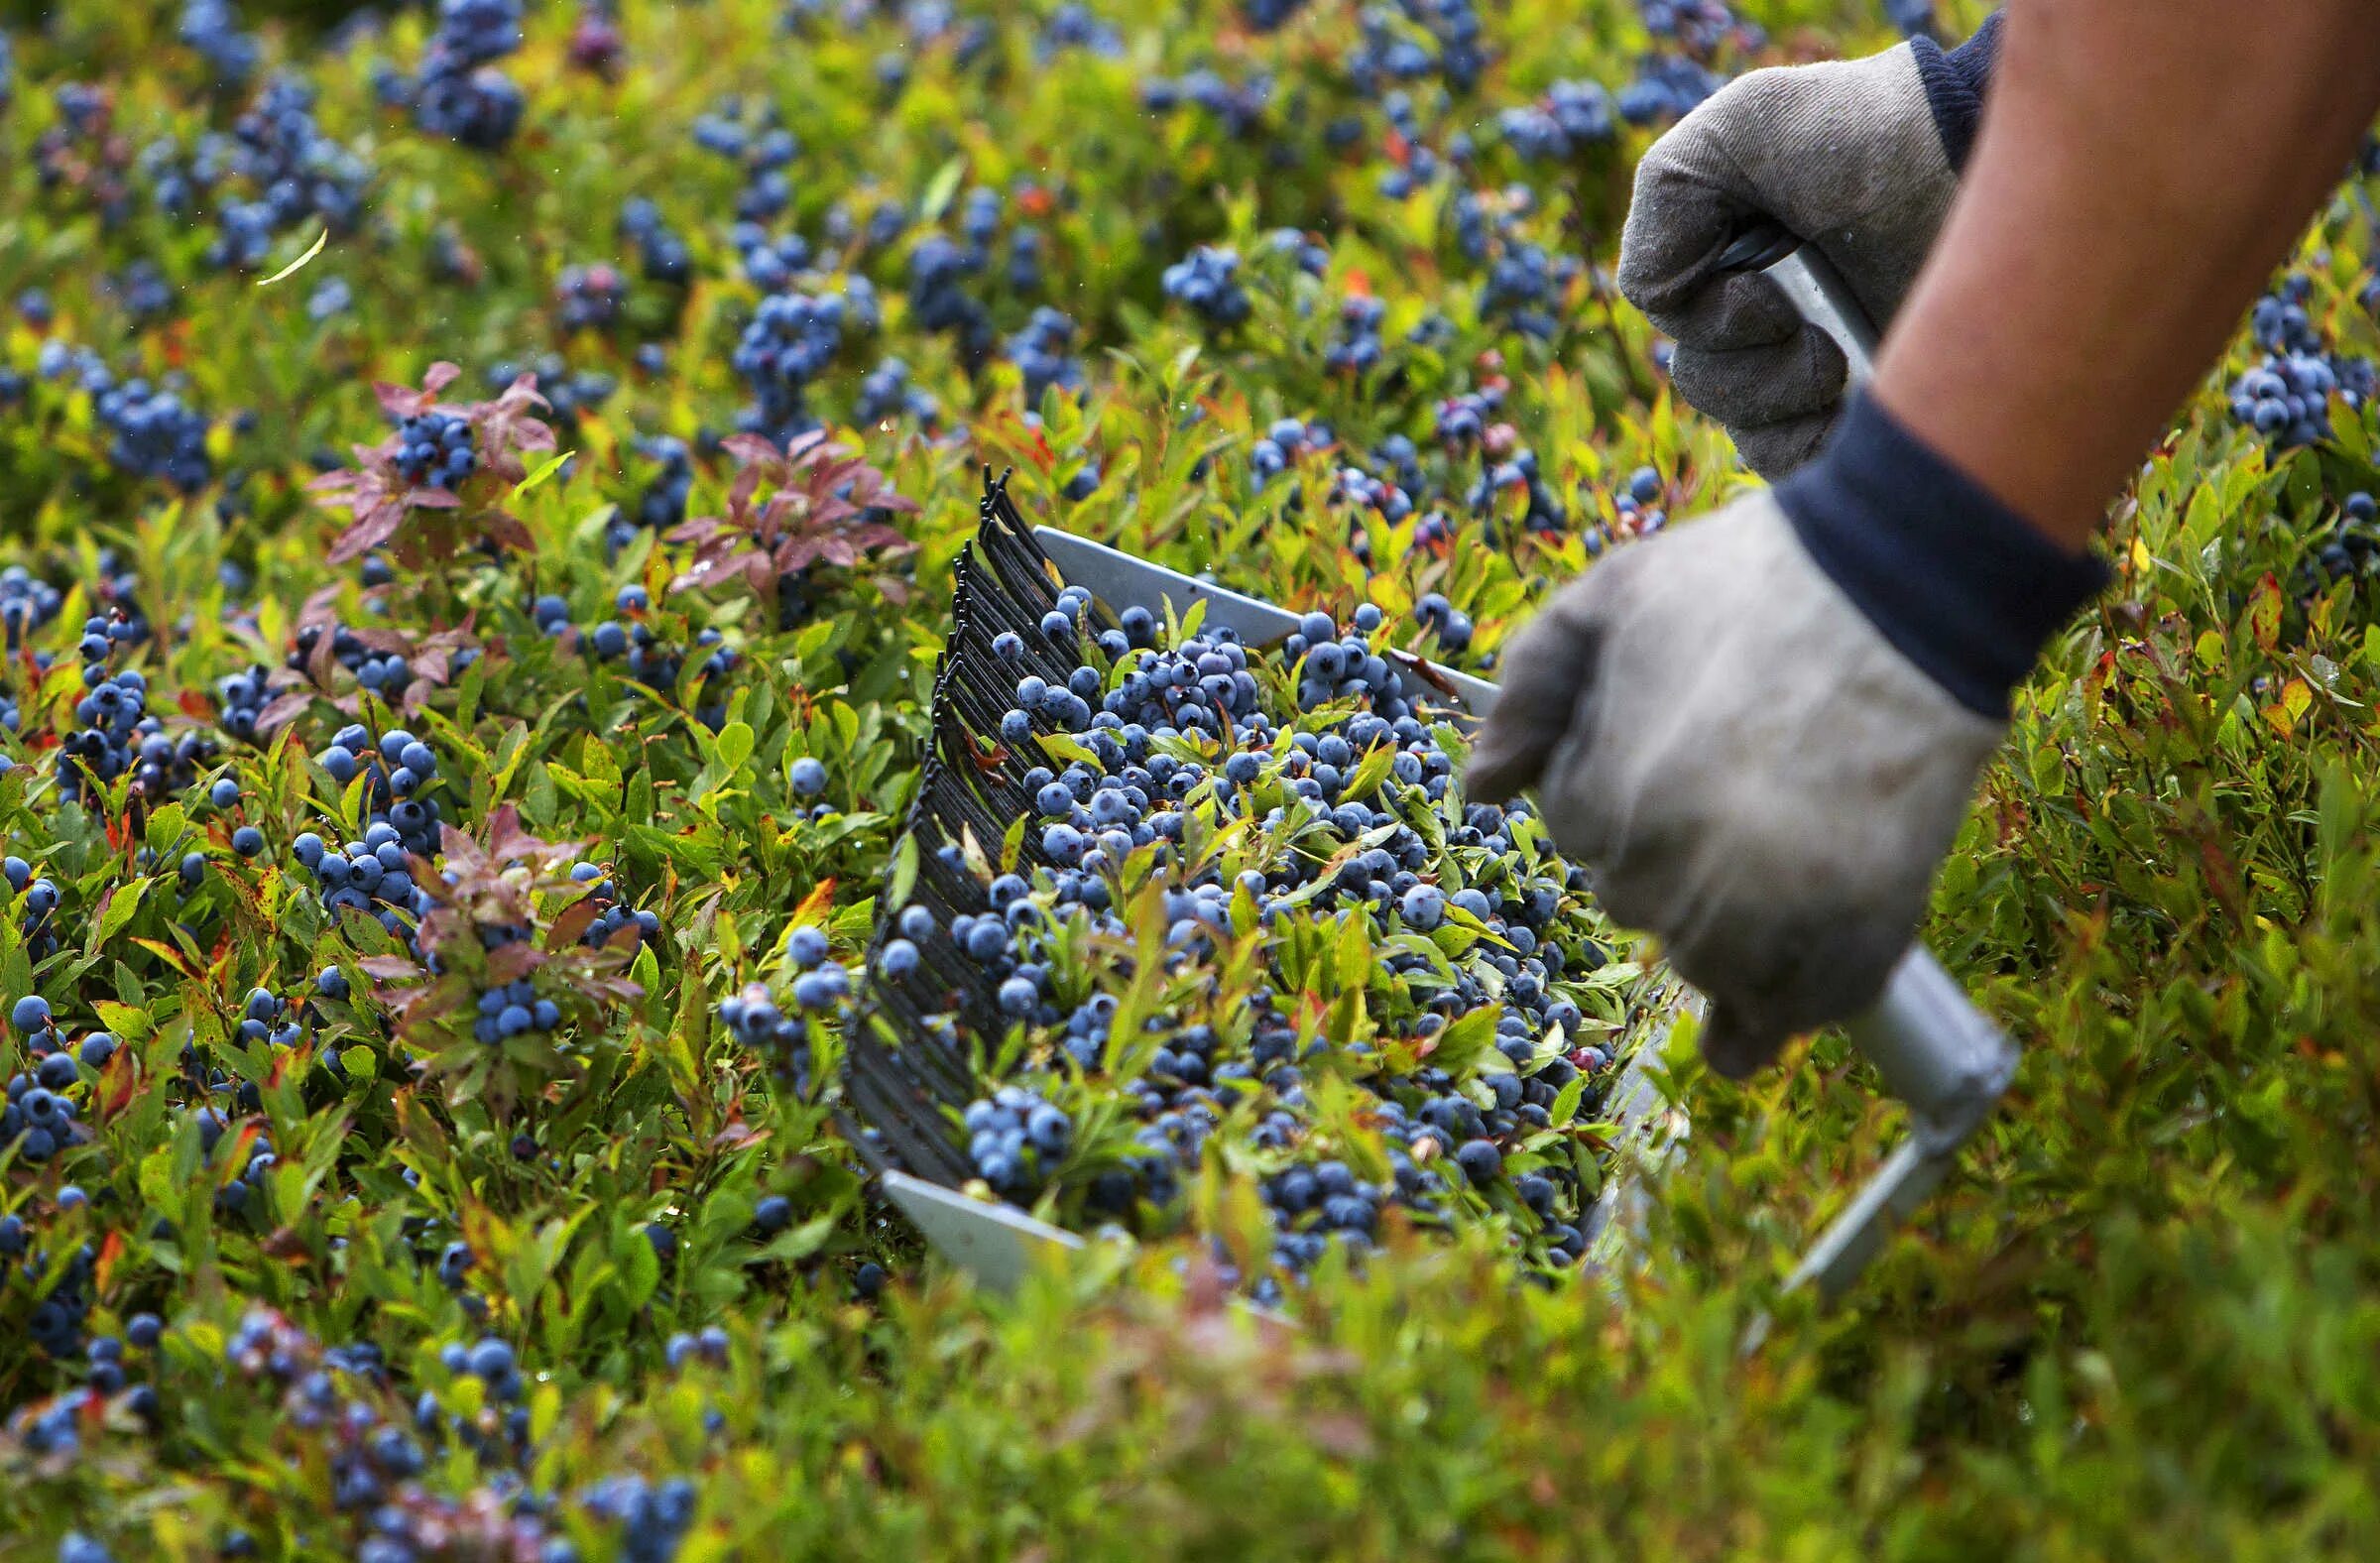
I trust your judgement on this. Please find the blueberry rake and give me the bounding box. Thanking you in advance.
[845,235,2019,1305]
[839,479,2018,1305]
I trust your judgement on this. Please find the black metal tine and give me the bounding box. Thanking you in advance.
[839,471,1122,1188]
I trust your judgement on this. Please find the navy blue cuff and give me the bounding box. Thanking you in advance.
[1909,11,2002,173]
[1775,394,2107,719]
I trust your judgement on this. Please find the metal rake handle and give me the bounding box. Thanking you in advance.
[1716,221,1880,385]
[1717,221,2025,1299]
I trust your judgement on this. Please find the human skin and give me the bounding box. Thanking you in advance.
[1874,1,2380,551]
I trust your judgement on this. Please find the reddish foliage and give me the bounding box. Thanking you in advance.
[667,429,918,607]
[310,363,553,566]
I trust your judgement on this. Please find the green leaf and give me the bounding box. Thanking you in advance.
[715,720,755,774]
[887,832,920,911]
[919,156,967,223]
[96,878,151,947]
[513,448,577,497]
[255,225,328,287]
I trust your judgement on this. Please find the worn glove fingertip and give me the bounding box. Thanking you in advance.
[1699,1003,1789,1082]
[1462,723,1548,804]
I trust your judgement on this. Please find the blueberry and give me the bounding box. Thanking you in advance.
[11,995,51,1031]
[231,826,264,858]
[1454,1139,1502,1183]
[789,757,827,794]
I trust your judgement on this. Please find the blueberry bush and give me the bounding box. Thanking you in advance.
[1,1,2379,1558]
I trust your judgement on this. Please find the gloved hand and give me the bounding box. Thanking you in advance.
[1467,398,2103,1077]
[1618,17,2000,479]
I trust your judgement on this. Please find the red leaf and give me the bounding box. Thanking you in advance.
[421,361,462,397]
[254,691,315,736]
[327,503,411,565]
[547,898,600,950]
[480,511,536,552]
[374,381,429,419]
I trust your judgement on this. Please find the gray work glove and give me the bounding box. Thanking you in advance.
[1617,17,2001,479]
[1468,397,2102,1077]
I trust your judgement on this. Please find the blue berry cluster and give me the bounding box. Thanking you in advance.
[3,1213,95,1355]
[576,1474,698,1563]
[481,357,613,440]
[962,1084,1072,1197]
[178,0,259,90]
[2228,276,2375,450]
[1324,295,1387,376]
[555,261,627,332]
[1618,54,1726,125]
[1250,415,1330,488]
[1499,79,1617,164]
[3,1014,87,1166]
[1162,245,1252,329]
[393,408,477,490]
[1264,227,1330,277]
[582,583,739,709]
[55,616,168,806]
[1347,1,1488,98]
[733,287,875,439]
[411,0,529,150]
[470,972,560,1046]
[1035,3,1125,60]
[2305,491,2379,590]
[6,861,63,961]
[1479,233,1576,341]
[197,75,373,270]
[855,356,940,427]
[905,233,996,364]
[603,434,696,555]
[619,196,693,286]
[693,95,800,226]
[721,980,812,1092]
[0,563,64,649]
[1005,305,1085,406]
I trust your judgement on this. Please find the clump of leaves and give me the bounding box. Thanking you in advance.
[668,429,920,608]
[310,363,557,566]
[363,804,644,1107]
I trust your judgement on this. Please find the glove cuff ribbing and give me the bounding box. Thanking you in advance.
[1909,11,2003,173]
[1774,393,2108,720]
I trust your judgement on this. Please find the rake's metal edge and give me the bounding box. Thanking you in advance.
[882,1170,1084,1295]
[1580,974,1700,1276]
[1032,527,1502,718]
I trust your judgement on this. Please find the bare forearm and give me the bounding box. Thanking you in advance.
[1875,1,2380,549]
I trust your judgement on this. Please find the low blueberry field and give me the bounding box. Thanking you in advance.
[1,1,2379,1558]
